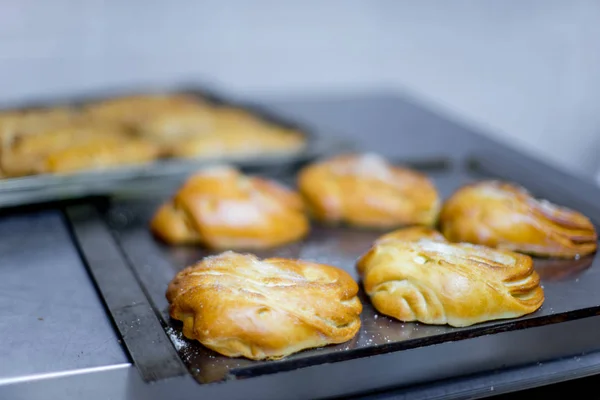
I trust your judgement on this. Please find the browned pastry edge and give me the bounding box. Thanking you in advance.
[439,180,598,258]
[150,166,310,250]
[357,238,544,327]
[166,251,362,360]
[297,153,441,229]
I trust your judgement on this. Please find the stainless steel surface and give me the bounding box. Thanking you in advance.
[65,204,188,383]
[1,92,599,399]
[3,316,600,400]
[0,210,128,384]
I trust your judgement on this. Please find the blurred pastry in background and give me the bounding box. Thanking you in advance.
[439,180,598,258]
[84,95,306,159]
[356,237,544,327]
[297,153,440,229]
[167,126,306,160]
[0,107,77,147]
[166,251,362,360]
[0,93,309,179]
[83,94,213,143]
[151,166,309,249]
[0,123,159,177]
[44,136,159,174]
[165,105,306,159]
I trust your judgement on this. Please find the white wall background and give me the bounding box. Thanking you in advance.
[0,0,598,179]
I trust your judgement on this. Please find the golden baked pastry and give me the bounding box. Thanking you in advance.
[151,166,309,249]
[439,180,598,258]
[44,137,159,174]
[83,94,201,121]
[165,105,306,159]
[375,226,446,244]
[166,251,362,360]
[167,127,306,159]
[357,238,544,327]
[1,124,158,176]
[83,94,212,141]
[297,153,440,228]
[0,95,308,179]
[0,107,76,145]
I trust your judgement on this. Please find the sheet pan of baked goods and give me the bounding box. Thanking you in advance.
[65,150,600,387]
[0,89,343,207]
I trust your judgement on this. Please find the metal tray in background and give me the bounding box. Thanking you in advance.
[0,86,349,209]
[64,151,600,399]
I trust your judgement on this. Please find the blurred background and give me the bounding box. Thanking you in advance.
[0,0,598,181]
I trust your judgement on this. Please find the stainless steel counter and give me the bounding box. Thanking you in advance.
[0,92,598,399]
[0,210,128,385]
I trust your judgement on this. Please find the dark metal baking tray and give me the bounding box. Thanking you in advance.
[63,151,600,394]
[0,85,349,208]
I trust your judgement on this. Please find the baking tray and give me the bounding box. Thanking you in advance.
[63,151,600,395]
[0,85,349,208]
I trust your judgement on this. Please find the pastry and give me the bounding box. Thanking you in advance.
[134,105,214,143]
[0,107,76,147]
[167,127,306,159]
[82,94,202,122]
[165,106,306,159]
[151,166,309,249]
[83,94,212,141]
[375,226,446,244]
[297,153,440,228]
[439,180,598,258]
[0,124,158,176]
[357,238,544,327]
[0,94,308,179]
[44,136,159,174]
[166,251,362,360]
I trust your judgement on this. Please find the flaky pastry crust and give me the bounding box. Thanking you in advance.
[151,166,309,249]
[439,180,598,258]
[357,239,544,327]
[297,153,440,228]
[166,251,362,360]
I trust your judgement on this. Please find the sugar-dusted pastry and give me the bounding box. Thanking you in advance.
[375,226,446,244]
[297,153,440,228]
[166,251,362,360]
[151,166,309,249]
[439,180,598,258]
[357,239,544,327]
